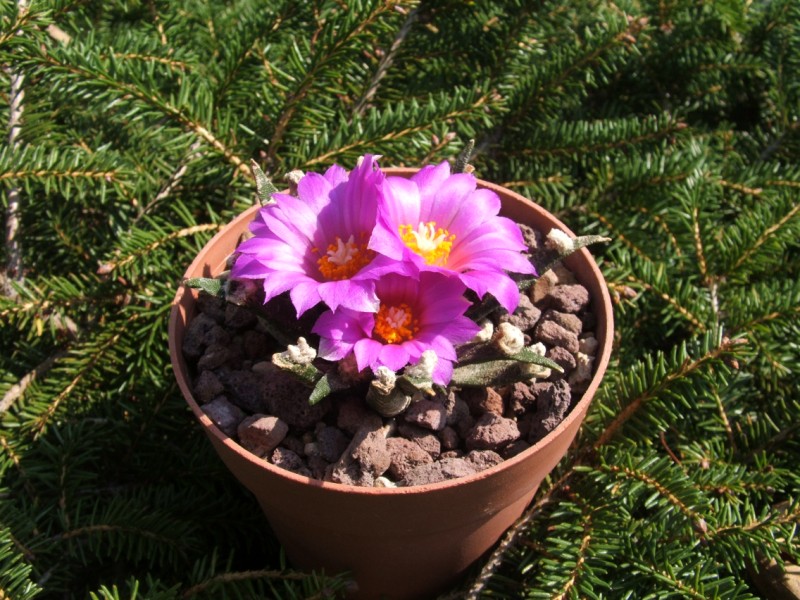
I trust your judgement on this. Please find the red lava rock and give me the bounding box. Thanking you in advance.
[439,426,461,451]
[460,387,505,416]
[386,437,433,480]
[336,395,382,435]
[195,292,226,322]
[529,380,572,444]
[203,324,231,347]
[546,345,577,375]
[404,398,447,431]
[259,363,330,428]
[518,223,543,252]
[270,447,312,478]
[399,457,478,487]
[533,319,580,354]
[308,455,330,480]
[237,414,289,457]
[330,423,391,487]
[444,391,471,426]
[197,344,230,371]
[501,439,531,458]
[465,449,504,471]
[544,284,590,314]
[530,270,558,304]
[281,434,306,457]
[193,370,224,404]
[507,381,537,415]
[397,422,442,459]
[219,369,268,413]
[240,329,270,359]
[202,397,245,438]
[541,309,583,335]
[499,294,542,332]
[182,313,217,359]
[316,425,351,463]
[465,413,521,451]
[224,303,258,329]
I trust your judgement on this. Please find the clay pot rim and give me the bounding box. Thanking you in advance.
[169,167,613,496]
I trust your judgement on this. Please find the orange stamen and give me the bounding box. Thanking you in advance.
[399,221,455,266]
[316,234,374,280]
[373,303,418,344]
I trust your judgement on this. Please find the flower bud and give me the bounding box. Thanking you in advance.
[493,322,525,355]
[277,337,316,366]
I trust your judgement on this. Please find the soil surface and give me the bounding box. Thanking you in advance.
[182,224,600,487]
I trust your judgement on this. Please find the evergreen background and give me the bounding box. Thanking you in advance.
[1,0,798,598]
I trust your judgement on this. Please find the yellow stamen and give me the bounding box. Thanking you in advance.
[373,303,418,344]
[399,221,455,266]
[316,234,374,280]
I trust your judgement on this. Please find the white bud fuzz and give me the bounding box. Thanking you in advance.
[472,319,494,342]
[404,349,438,381]
[374,366,397,389]
[545,228,575,253]
[284,169,305,185]
[281,337,316,365]
[494,322,525,355]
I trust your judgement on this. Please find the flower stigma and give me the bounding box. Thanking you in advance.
[399,222,455,266]
[317,234,374,280]
[374,302,419,344]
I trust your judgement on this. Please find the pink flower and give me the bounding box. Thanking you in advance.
[369,161,535,312]
[312,272,480,385]
[231,155,398,316]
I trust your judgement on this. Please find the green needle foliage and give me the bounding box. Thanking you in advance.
[1,0,798,598]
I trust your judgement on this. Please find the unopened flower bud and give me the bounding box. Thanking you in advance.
[404,350,438,381]
[493,322,525,355]
[278,337,316,365]
[373,366,397,393]
[472,319,494,343]
[545,228,574,253]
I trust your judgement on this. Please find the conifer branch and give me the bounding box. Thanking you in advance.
[33,54,251,178]
[0,350,68,415]
[265,0,406,169]
[97,223,223,274]
[732,200,800,271]
[550,501,594,600]
[602,463,705,524]
[352,6,419,119]
[625,274,706,331]
[590,212,654,263]
[2,0,29,298]
[303,93,491,167]
[29,313,140,439]
[135,139,204,222]
[181,569,311,598]
[0,169,121,182]
[593,336,743,448]
[632,562,708,600]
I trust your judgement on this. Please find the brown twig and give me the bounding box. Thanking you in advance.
[351,7,419,119]
[2,0,30,298]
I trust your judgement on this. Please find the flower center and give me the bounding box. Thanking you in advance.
[399,222,455,266]
[373,302,418,344]
[317,234,374,280]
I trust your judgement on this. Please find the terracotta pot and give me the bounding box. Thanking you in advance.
[169,169,614,599]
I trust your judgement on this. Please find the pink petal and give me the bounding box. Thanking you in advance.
[378,344,411,372]
[410,161,451,201]
[317,279,379,313]
[423,172,475,227]
[459,270,521,313]
[353,338,383,372]
[289,281,324,316]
